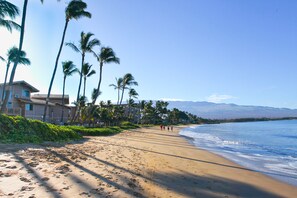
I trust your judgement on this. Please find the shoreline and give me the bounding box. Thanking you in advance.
[138,125,297,197]
[179,124,297,188]
[0,126,296,197]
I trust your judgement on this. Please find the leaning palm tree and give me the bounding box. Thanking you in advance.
[92,47,120,104]
[43,0,91,121]
[1,47,30,102]
[81,62,95,99]
[0,0,20,32]
[119,73,138,105]
[1,0,61,113]
[109,77,123,105]
[1,0,28,113]
[66,31,99,103]
[61,60,78,123]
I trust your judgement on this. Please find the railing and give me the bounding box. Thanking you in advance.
[6,108,22,116]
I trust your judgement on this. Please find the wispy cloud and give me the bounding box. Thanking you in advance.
[160,98,186,102]
[206,94,237,103]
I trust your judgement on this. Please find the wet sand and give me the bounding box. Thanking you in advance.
[0,126,296,197]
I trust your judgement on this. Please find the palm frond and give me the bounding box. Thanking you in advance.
[62,60,78,76]
[73,10,91,20]
[0,55,4,61]
[96,47,120,65]
[87,70,96,77]
[6,46,30,66]
[18,57,30,65]
[0,0,19,19]
[0,19,11,32]
[66,0,91,21]
[65,42,81,54]
[87,39,100,50]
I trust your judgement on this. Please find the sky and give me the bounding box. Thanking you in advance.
[0,0,297,108]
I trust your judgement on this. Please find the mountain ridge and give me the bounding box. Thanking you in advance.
[165,101,297,119]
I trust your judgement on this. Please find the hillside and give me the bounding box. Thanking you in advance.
[166,101,297,119]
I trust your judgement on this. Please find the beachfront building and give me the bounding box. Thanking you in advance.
[0,81,71,123]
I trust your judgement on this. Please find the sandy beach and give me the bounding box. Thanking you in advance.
[0,126,297,198]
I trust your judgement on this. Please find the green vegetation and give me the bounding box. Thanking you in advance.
[66,126,121,136]
[0,114,142,143]
[0,114,81,143]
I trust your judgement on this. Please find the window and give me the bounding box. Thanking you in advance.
[7,102,12,109]
[22,90,30,97]
[25,104,33,111]
[3,92,12,100]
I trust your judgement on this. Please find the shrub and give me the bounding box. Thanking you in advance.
[67,126,122,136]
[120,121,140,129]
[0,114,81,143]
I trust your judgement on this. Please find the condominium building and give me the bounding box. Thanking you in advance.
[0,81,71,123]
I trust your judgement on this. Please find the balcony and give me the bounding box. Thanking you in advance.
[6,108,22,116]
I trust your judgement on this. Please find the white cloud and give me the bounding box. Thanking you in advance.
[160,98,185,102]
[206,94,237,103]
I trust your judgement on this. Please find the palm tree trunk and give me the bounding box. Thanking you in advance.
[1,0,28,113]
[76,54,85,102]
[92,62,103,105]
[43,19,69,122]
[60,76,66,123]
[119,86,125,105]
[83,76,86,99]
[117,87,120,105]
[1,62,10,102]
[71,54,85,123]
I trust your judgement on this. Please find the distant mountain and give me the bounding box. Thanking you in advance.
[166,101,297,119]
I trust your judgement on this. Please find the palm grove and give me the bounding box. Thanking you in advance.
[0,0,202,127]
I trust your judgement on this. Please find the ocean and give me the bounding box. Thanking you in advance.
[179,120,297,186]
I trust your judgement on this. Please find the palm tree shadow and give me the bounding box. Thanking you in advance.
[12,153,63,198]
[151,171,282,198]
[90,139,297,180]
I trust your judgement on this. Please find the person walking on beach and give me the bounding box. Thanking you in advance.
[171,126,173,131]
[167,126,170,131]
[160,125,163,130]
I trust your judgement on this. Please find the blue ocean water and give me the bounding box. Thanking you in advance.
[179,120,297,186]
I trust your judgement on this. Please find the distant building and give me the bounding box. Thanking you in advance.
[0,81,72,123]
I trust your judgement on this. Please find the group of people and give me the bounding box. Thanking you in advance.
[160,125,173,131]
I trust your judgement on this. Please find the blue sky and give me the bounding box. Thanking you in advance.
[1,0,297,108]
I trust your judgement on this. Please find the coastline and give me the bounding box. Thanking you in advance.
[0,126,296,197]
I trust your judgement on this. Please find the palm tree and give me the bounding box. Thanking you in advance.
[1,0,29,113]
[127,88,138,121]
[119,73,138,105]
[81,62,95,98]
[128,88,138,101]
[92,47,120,104]
[1,47,30,102]
[1,0,58,113]
[66,32,100,102]
[91,88,101,103]
[109,77,123,105]
[61,60,78,123]
[0,0,20,32]
[43,0,91,121]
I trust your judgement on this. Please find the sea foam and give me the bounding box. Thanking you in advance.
[180,120,297,186]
